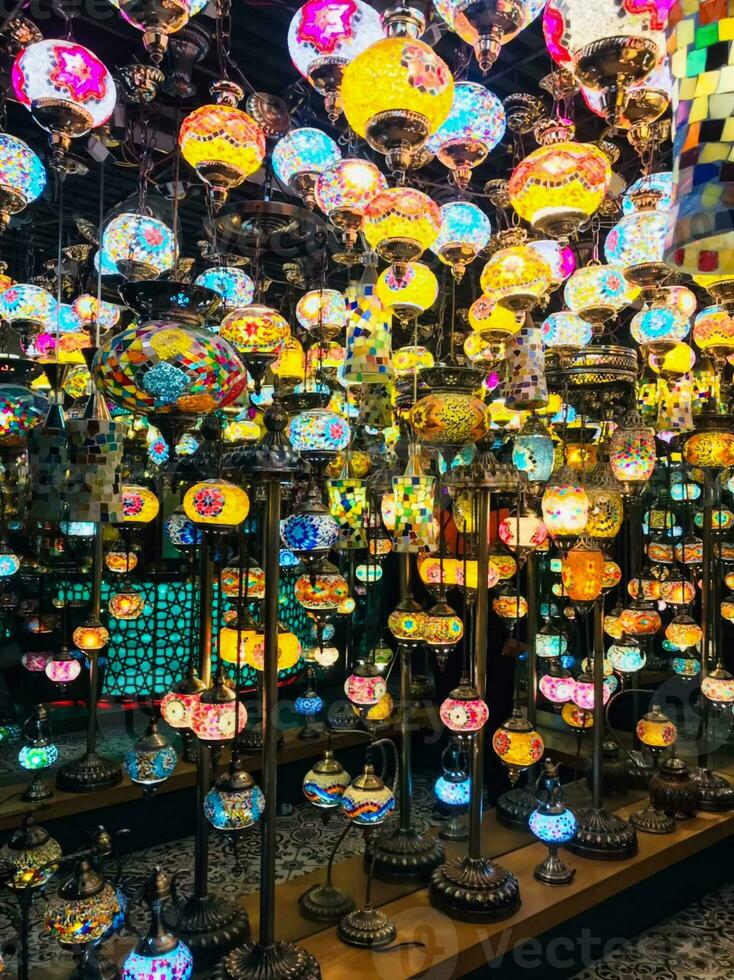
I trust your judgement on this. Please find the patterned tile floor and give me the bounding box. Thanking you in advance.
[571,883,734,979]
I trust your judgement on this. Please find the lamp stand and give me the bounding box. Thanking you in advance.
[57,525,121,793]
[338,832,396,948]
[569,601,637,860]
[430,480,521,921]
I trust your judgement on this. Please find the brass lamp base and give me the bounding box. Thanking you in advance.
[56,753,122,793]
[171,893,250,966]
[567,807,638,861]
[534,847,575,887]
[367,825,445,883]
[298,882,355,923]
[218,940,321,979]
[691,767,734,812]
[429,855,521,922]
[337,904,397,949]
[630,804,675,835]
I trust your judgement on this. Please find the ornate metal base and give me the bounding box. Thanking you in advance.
[367,825,445,883]
[429,855,521,923]
[691,767,734,812]
[567,808,638,861]
[21,775,53,802]
[534,849,575,887]
[337,905,396,949]
[172,893,250,965]
[218,939,321,979]
[298,882,355,923]
[56,752,122,793]
[496,786,535,828]
[439,813,468,842]
[630,804,675,835]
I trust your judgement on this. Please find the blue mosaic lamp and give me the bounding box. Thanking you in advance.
[123,719,177,795]
[272,126,341,208]
[340,761,395,827]
[18,705,57,804]
[280,485,339,565]
[302,749,351,809]
[434,742,471,842]
[101,212,175,281]
[204,751,265,832]
[431,200,491,280]
[512,413,555,484]
[528,758,577,885]
[294,666,324,740]
[195,266,254,312]
[120,869,193,980]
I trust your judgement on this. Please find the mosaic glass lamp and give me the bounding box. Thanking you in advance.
[492,708,544,784]
[287,0,383,119]
[541,465,588,544]
[123,719,177,791]
[431,201,492,280]
[609,411,656,490]
[608,638,646,675]
[498,508,548,553]
[0,284,57,333]
[630,306,690,354]
[363,187,442,271]
[160,668,207,729]
[295,289,346,339]
[302,749,351,809]
[434,0,535,71]
[375,262,438,319]
[341,34,454,173]
[427,82,506,188]
[693,306,734,363]
[344,661,387,706]
[272,126,342,208]
[288,407,350,457]
[512,414,555,483]
[190,667,247,743]
[391,444,436,553]
[480,238,552,313]
[315,158,387,249]
[439,677,489,733]
[561,539,604,612]
[101,213,175,281]
[340,762,396,826]
[636,705,677,752]
[665,614,702,651]
[0,133,46,229]
[701,663,734,707]
[541,311,592,351]
[467,293,519,341]
[539,661,575,705]
[281,491,339,560]
[1,815,62,890]
[120,870,193,980]
[183,479,249,530]
[563,264,639,329]
[12,40,116,158]
[44,857,118,947]
[195,267,255,312]
[204,753,265,831]
[528,759,577,885]
[45,648,82,686]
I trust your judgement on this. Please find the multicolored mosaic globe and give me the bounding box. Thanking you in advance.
[0,384,50,445]
[92,323,247,415]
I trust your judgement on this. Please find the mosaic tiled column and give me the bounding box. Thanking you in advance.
[504,324,548,410]
[392,446,436,553]
[27,424,67,521]
[658,376,694,433]
[327,477,367,549]
[64,418,125,523]
[343,287,394,385]
[665,0,734,277]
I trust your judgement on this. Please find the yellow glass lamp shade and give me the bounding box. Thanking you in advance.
[585,484,624,541]
[648,342,696,378]
[492,710,544,784]
[387,597,428,644]
[295,566,349,610]
[410,391,490,447]
[243,627,301,671]
[376,262,438,318]
[423,601,464,649]
[564,264,639,325]
[120,485,160,525]
[701,665,734,706]
[684,430,734,470]
[315,157,386,246]
[179,104,265,199]
[602,559,622,591]
[619,602,661,637]
[659,579,696,607]
[1,820,62,890]
[468,294,518,340]
[492,590,528,621]
[363,187,441,268]
[72,618,110,651]
[183,479,249,529]
[44,877,118,946]
[105,551,137,574]
[604,607,624,640]
[562,701,593,730]
[665,614,702,651]
[295,289,346,339]
[220,304,290,356]
[341,36,454,166]
[509,141,610,238]
[561,541,604,607]
[326,450,371,480]
[693,306,734,360]
[357,690,394,723]
[218,621,257,665]
[392,345,435,376]
[272,337,306,386]
[636,706,677,749]
[480,244,552,313]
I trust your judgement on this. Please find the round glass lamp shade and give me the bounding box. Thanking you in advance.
[572,672,611,711]
[562,702,594,729]
[439,681,489,732]
[542,0,667,83]
[243,628,301,671]
[19,743,60,769]
[183,480,249,529]
[109,588,145,621]
[1,822,62,890]
[123,739,177,787]
[684,429,734,470]
[287,0,383,103]
[363,187,441,267]
[542,472,588,538]
[410,391,490,447]
[431,201,492,276]
[564,264,639,323]
[295,567,349,610]
[101,214,175,280]
[44,880,119,945]
[272,126,341,206]
[0,134,46,223]
[341,36,454,151]
[529,805,577,845]
[164,512,202,550]
[433,0,533,69]
[536,626,568,659]
[93,322,246,414]
[586,486,624,541]
[541,311,592,350]
[160,677,206,729]
[12,40,116,135]
[341,767,396,826]
[344,666,387,706]
[492,712,544,780]
[295,289,346,337]
[180,104,265,195]
[561,542,604,605]
[387,601,428,644]
[121,943,194,980]
[630,306,690,353]
[609,418,656,485]
[302,751,351,808]
[0,284,56,330]
[435,773,471,808]
[72,619,110,651]
[315,157,386,232]
[539,669,575,704]
[423,601,464,649]
[220,304,290,356]
[480,244,552,312]
[376,262,438,316]
[281,510,339,554]
[0,384,49,446]
[512,416,554,483]
[204,770,265,831]
[528,239,576,287]
[288,409,350,453]
[693,306,734,359]
[468,294,518,339]
[498,511,548,552]
[195,267,254,311]
[121,485,160,525]
[604,209,669,286]
[191,693,247,743]
[608,638,646,674]
[427,82,506,187]
[509,141,610,238]
[623,172,673,214]
[635,706,677,748]
[619,603,661,637]
[665,614,702,650]
[701,666,734,706]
